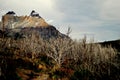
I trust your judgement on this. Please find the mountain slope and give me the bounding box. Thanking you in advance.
[0,11,68,39]
[99,39,120,52]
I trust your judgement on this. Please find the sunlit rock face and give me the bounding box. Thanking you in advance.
[0,11,68,39]
[2,14,48,29]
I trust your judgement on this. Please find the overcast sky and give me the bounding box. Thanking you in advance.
[0,0,120,42]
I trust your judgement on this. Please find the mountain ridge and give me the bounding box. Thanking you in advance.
[0,11,68,39]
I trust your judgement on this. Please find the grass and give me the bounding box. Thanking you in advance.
[0,35,119,80]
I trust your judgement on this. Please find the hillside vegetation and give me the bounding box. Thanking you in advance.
[0,35,119,80]
[0,11,120,80]
[100,39,120,52]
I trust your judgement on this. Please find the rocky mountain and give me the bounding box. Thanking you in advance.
[0,11,68,39]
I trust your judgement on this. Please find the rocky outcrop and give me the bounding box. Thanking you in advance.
[1,14,48,29]
[6,11,16,15]
[0,11,68,39]
[30,10,41,18]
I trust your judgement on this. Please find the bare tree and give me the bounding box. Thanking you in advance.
[45,38,74,68]
[66,27,72,36]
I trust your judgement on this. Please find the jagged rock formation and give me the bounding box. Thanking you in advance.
[6,11,16,15]
[30,10,41,18]
[0,11,68,39]
[1,13,48,29]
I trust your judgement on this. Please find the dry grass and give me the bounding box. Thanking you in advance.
[0,35,117,64]
[0,34,119,79]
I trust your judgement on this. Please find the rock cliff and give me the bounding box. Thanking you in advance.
[0,11,68,39]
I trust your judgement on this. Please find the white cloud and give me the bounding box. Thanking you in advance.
[46,19,54,24]
[99,0,120,21]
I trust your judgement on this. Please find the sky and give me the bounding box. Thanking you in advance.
[0,0,120,42]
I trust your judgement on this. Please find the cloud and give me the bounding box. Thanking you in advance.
[53,0,120,41]
[99,0,120,21]
[46,19,54,24]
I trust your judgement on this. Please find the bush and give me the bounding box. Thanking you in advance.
[0,34,119,80]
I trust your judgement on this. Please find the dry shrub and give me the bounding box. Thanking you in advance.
[0,35,117,65]
[76,39,116,65]
[16,34,46,59]
[44,38,74,68]
[69,38,117,72]
[42,37,117,74]
[0,34,118,78]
